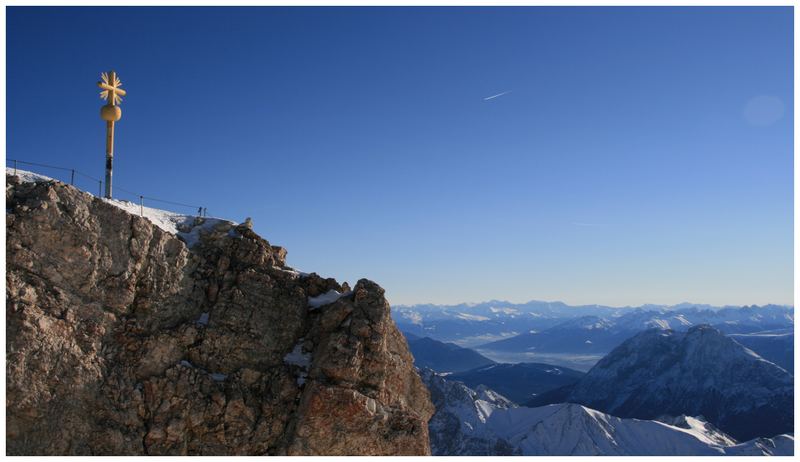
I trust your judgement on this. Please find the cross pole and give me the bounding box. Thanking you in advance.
[98,71,126,199]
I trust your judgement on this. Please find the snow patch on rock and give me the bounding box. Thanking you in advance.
[308,290,350,309]
[457,313,490,321]
[284,339,312,386]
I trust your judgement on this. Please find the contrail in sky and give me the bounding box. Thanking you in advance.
[483,91,512,101]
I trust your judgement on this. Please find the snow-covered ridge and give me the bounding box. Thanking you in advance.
[8,167,238,247]
[100,197,238,247]
[7,167,54,183]
[423,370,793,456]
[485,403,792,456]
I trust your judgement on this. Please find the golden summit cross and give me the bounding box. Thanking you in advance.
[98,71,127,199]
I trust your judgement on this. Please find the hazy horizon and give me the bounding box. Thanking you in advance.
[390,297,793,309]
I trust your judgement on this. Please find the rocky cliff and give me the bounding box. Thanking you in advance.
[6,173,433,455]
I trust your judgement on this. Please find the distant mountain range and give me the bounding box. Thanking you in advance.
[404,333,495,373]
[448,362,584,404]
[393,302,793,369]
[527,325,794,441]
[422,368,793,456]
[479,315,633,354]
[402,333,587,402]
[400,301,794,453]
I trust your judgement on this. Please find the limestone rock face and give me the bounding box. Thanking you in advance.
[6,175,433,455]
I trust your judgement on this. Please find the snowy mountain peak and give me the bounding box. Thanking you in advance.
[550,325,793,441]
[424,372,792,456]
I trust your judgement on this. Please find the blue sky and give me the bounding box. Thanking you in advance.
[7,7,793,306]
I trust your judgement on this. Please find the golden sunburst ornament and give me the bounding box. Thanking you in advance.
[97,70,127,199]
[99,71,124,105]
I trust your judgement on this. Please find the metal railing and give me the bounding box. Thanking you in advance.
[7,158,207,217]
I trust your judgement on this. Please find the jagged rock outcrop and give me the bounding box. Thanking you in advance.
[421,368,520,456]
[6,174,433,455]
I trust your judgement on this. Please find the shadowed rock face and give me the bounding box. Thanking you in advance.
[6,175,433,456]
[547,326,793,441]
